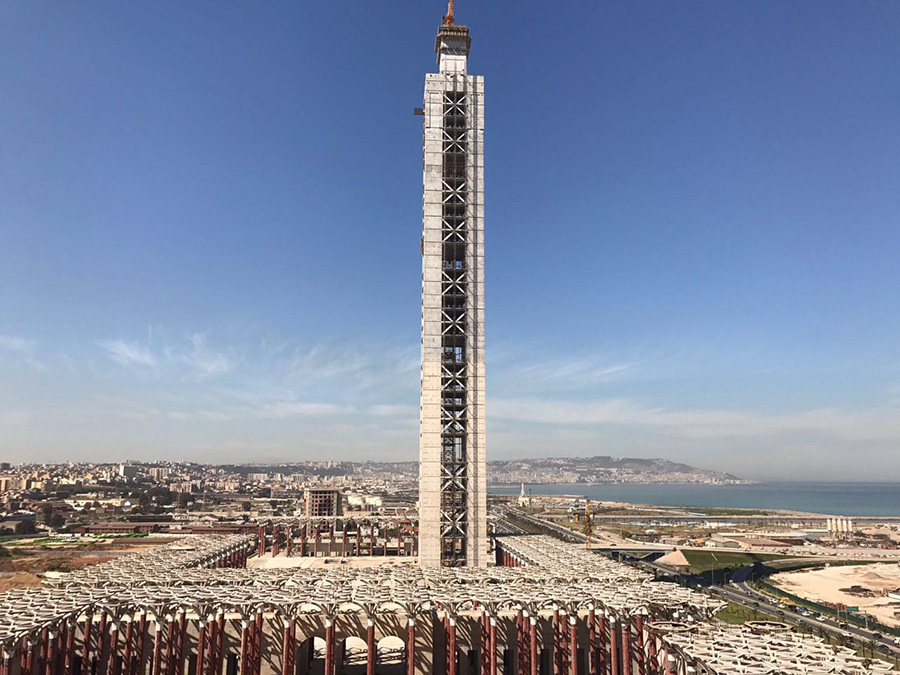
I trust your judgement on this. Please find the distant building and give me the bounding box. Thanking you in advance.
[517,483,532,508]
[246,473,268,483]
[305,488,342,517]
[148,467,170,481]
[118,464,139,480]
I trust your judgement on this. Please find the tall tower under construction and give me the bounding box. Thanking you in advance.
[418,2,487,567]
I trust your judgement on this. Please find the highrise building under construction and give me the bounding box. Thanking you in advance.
[418,1,487,567]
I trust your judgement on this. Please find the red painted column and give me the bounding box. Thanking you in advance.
[324,620,334,675]
[195,621,206,675]
[529,616,537,675]
[108,623,119,675]
[65,620,77,675]
[151,622,164,675]
[488,617,497,675]
[286,527,293,557]
[204,615,215,675]
[82,613,94,675]
[551,610,560,675]
[621,620,631,675]
[279,622,290,675]
[177,613,188,675]
[568,616,577,675]
[341,528,347,557]
[479,613,489,675]
[634,613,645,675]
[447,617,457,675]
[215,613,225,675]
[300,524,307,558]
[397,523,403,557]
[647,632,658,675]
[254,613,263,675]
[663,654,674,675]
[42,628,53,675]
[597,613,607,675]
[608,620,618,675]
[258,527,266,557]
[354,525,360,557]
[313,528,319,558]
[273,526,280,556]
[122,619,133,675]
[366,619,375,675]
[239,620,250,675]
[588,609,597,675]
[406,618,415,675]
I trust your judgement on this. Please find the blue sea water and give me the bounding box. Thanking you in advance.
[489,482,900,516]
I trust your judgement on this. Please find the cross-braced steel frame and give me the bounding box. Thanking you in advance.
[439,87,471,566]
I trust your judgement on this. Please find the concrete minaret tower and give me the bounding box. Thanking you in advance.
[419,0,487,567]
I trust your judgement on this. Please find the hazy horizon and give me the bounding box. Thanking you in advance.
[2,3,899,482]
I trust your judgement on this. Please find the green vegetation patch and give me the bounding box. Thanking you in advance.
[715,601,780,626]
[681,549,789,573]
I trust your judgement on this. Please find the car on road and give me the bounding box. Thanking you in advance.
[841,632,854,641]
[815,614,827,621]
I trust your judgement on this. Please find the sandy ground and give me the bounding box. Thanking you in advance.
[771,563,900,627]
[656,549,690,567]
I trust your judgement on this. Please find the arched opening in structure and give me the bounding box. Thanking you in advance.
[340,636,369,674]
[376,635,406,673]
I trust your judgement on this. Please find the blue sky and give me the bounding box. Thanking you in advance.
[1,2,898,480]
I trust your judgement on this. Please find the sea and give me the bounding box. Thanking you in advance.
[489,482,900,516]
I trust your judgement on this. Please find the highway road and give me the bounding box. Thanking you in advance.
[494,509,900,665]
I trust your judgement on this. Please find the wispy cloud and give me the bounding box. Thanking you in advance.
[184,333,236,379]
[0,335,44,369]
[491,397,900,443]
[97,339,158,369]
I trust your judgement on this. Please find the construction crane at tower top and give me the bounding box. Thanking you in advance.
[443,0,455,25]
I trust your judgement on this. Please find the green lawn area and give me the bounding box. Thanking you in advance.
[715,601,781,625]
[681,549,789,573]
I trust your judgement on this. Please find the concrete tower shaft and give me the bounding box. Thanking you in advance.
[419,17,486,568]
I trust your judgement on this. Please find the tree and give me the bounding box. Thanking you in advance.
[177,493,192,509]
[41,504,54,524]
[14,520,37,535]
[241,501,252,512]
[49,513,66,530]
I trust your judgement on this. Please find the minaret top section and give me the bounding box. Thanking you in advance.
[435,0,471,74]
